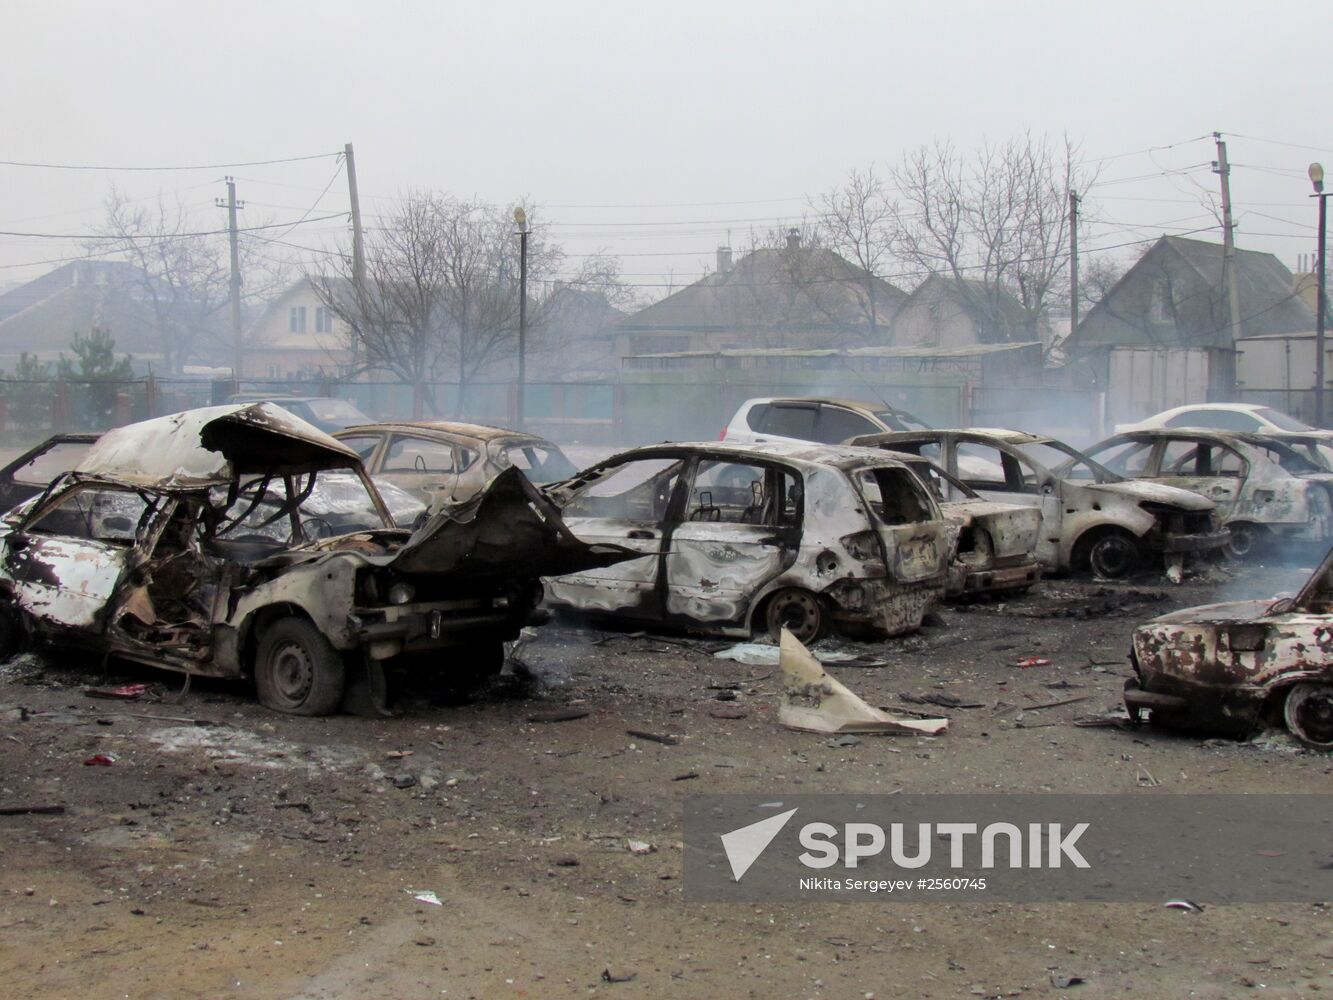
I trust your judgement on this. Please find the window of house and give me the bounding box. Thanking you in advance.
[289,305,307,333]
[1150,282,1172,323]
[315,306,334,334]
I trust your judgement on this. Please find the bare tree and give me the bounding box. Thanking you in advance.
[887,134,1092,342]
[811,166,897,341]
[91,188,288,373]
[311,192,625,416]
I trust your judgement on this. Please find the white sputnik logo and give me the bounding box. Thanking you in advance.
[720,807,798,881]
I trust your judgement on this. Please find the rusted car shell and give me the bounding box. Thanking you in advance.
[890,453,1042,596]
[0,404,626,713]
[542,441,952,640]
[1126,548,1333,745]
[1083,430,1333,555]
[848,429,1227,577]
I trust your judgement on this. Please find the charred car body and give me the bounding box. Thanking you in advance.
[542,442,952,641]
[1126,547,1333,747]
[847,429,1228,579]
[335,421,577,510]
[892,453,1042,597]
[1081,430,1333,560]
[0,404,624,715]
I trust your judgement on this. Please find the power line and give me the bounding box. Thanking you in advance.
[0,212,348,241]
[0,151,342,172]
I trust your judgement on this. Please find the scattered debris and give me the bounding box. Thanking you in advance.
[601,968,636,984]
[626,839,655,855]
[1164,899,1204,913]
[827,735,861,748]
[0,805,65,816]
[1022,694,1091,712]
[1136,766,1160,787]
[1015,657,1051,668]
[82,753,117,766]
[85,683,150,701]
[1049,972,1086,988]
[626,729,679,746]
[778,629,947,736]
[527,709,590,723]
[408,890,443,906]
[900,692,985,709]
[672,771,700,781]
[708,707,749,720]
[714,643,886,668]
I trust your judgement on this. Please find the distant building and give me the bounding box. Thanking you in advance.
[243,278,351,379]
[889,274,1040,350]
[612,232,908,361]
[0,260,159,366]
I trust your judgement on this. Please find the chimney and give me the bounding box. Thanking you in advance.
[786,228,801,250]
[716,245,732,274]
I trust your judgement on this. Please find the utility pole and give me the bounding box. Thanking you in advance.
[1213,133,1244,395]
[216,177,244,384]
[344,143,365,295]
[344,143,365,373]
[1068,190,1080,336]
[514,207,529,431]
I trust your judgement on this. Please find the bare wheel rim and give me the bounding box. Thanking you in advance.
[1227,524,1258,559]
[1090,534,1138,578]
[1284,683,1333,748]
[269,640,315,705]
[768,590,821,643]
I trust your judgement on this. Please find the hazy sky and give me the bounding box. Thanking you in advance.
[3,0,1327,299]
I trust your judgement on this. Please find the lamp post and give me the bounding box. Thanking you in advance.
[1310,163,1328,428]
[514,206,529,431]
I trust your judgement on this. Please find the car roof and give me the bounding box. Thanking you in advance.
[75,403,361,490]
[743,396,894,415]
[592,439,915,472]
[338,421,547,444]
[853,428,1050,446]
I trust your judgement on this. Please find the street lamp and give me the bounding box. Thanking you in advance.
[514,206,529,431]
[1310,163,1328,428]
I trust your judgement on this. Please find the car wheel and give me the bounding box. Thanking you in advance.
[1283,683,1333,748]
[764,588,823,643]
[1225,522,1265,561]
[1087,530,1140,579]
[255,618,346,716]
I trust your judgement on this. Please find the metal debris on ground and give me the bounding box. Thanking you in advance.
[626,839,655,855]
[713,642,886,668]
[778,629,947,736]
[85,683,151,700]
[82,753,117,766]
[899,692,986,709]
[1164,899,1204,913]
[601,969,636,983]
[1014,656,1051,668]
[626,729,679,745]
[527,709,590,723]
[408,890,443,906]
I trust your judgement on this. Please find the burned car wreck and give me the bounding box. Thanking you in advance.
[0,403,625,715]
[848,429,1228,579]
[541,441,952,641]
[1126,547,1333,747]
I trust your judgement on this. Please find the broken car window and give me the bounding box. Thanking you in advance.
[855,467,933,525]
[495,443,578,484]
[10,441,94,486]
[384,435,455,474]
[687,460,784,524]
[337,434,382,464]
[1084,439,1154,477]
[956,443,1009,490]
[27,486,151,544]
[563,458,685,521]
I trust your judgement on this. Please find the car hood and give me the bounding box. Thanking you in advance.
[77,403,360,490]
[1144,598,1281,626]
[1081,479,1216,511]
[386,466,635,582]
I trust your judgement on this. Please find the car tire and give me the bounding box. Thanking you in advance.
[255,618,346,716]
[1283,683,1333,748]
[1225,522,1266,561]
[763,588,823,644]
[1086,530,1141,580]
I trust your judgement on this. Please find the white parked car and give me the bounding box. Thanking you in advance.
[722,397,929,447]
[1115,403,1325,435]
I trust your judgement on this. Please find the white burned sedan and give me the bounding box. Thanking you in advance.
[541,442,953,641]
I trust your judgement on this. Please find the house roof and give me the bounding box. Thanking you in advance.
[895,274,1034,344]
[1070,236,1315,352]
[616,246,907,334]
